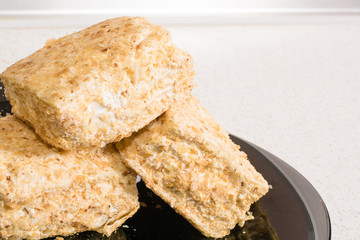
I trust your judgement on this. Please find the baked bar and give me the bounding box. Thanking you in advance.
[0,17,194,149]
[0,116,139,239]
[116,96,269,238]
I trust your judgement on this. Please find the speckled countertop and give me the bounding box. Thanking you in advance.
[0,23,359,240]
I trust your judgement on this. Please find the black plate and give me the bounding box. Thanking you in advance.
[0,83,330,240]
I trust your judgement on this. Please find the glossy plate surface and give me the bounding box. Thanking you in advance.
[0,82,331,240]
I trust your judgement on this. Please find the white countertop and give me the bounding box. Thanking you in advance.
[0,23,359,239]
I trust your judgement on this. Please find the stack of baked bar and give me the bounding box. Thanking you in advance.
[0,17,269,239]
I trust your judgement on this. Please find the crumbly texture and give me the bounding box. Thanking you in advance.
[116,96,269,238]
[0,116,139,240]
[0,16,194,149]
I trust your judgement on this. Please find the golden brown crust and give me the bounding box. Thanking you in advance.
[0,17,194,149]
[0,116,139,240]
[116,96,269,238]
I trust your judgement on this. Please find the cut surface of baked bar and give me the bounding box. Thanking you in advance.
[0,116,139,240]
[116,96,269,238]
[0,16,194,149]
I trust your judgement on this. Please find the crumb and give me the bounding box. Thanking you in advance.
[140,202,147,207]
[155,204,162,209]
[122,225,129,229]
